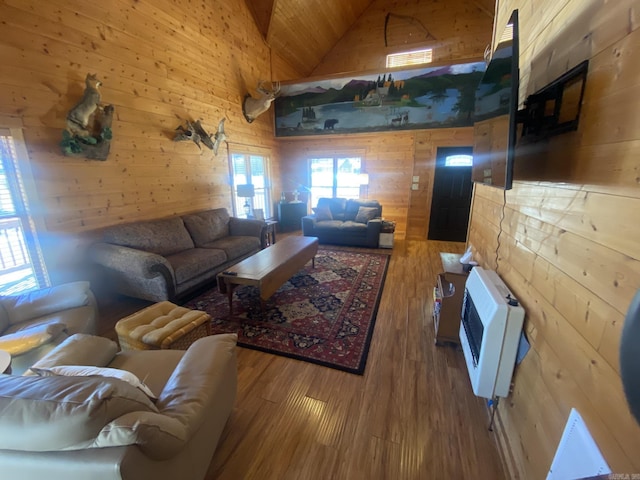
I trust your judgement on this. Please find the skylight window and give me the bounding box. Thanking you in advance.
[386,48,433,68]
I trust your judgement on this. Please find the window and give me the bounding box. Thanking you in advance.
[230,152,272,219]
[0,129,48,295]
[309,157,362,207]
[444,154,473,167]
[386,48,433,68]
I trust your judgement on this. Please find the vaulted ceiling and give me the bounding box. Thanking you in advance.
[244,0,375,77]
[244,0,496,78]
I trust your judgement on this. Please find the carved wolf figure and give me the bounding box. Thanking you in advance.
[66,73,102,137]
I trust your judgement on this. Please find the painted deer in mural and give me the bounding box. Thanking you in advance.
[242,80,281,123]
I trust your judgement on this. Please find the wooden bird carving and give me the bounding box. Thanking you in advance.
[174,121,202,148]
[212,118,226,155]
[192,120,215,151]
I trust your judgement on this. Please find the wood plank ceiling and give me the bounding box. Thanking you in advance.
[245,0,496,78]
[244,0,375,77]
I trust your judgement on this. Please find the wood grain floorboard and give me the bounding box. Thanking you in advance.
[97,237,506,479]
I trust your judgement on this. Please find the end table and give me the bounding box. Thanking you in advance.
[0,349,11,374]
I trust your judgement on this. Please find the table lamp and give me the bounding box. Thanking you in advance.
[237,184,255,217]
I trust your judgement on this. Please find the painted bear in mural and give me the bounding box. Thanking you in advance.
[324,119,339,130]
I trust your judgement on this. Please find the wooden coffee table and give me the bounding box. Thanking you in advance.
[217,236,319,315]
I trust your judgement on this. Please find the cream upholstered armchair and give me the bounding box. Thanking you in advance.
[0,281,98,374]
[0,333,238,480]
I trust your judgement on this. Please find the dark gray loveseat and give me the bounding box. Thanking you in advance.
[302,197,383,248]
[88,208,264,302]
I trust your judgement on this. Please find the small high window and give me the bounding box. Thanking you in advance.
[444,154,473,167]
[386,48,433,68]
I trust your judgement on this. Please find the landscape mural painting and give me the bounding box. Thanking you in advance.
[274,61,486,137]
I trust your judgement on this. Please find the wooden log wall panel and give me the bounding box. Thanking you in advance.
[312,0,493,77]
[278,133,416,238]
[0,0,279,284]
[271,50,304,82]
[466,0,640,477]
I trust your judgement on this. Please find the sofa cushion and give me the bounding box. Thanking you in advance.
[312,206,333,221]
[312,221,368,237]
[1,281,92,326]
[0,374,158,452]
[203,236,261,260]
[345,199,381,221]
[166,248,227,284]
[317,197,347,220]
[31,365,158,399]
[25,333,119,374]
[108,349,184,399]
[355,206,379,224]
[102,217,195,256]
[182,208,230,246]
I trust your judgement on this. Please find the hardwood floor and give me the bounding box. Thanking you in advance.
[98,238,506,479]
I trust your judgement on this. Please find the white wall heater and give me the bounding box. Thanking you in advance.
[459,267,525,398]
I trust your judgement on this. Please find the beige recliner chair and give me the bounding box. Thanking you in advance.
[0,281,98,374]
[0,332,238,480]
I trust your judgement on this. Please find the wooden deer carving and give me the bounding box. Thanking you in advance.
[242,80,281,123]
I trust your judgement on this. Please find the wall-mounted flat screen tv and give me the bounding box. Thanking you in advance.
[472,10,519,190]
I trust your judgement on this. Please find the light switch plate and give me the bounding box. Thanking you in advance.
[411,183,419,190]
[412,176,420,182]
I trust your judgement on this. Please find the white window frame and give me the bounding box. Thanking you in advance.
[228,150,272,219]
[308,154,365,207]
[386,48,433,68]
[0,126,49,294]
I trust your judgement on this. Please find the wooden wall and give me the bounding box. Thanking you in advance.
[0,0,287,284]
[312,0,494,77]
[278,0,493,240]
[468,0,640,477]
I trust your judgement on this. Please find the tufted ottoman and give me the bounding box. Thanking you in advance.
[115,301,211,350]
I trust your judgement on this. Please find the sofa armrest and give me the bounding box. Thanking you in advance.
[301,215,317,235]
[91,334,237,460]
[229,217,264,238]
[365,218,383,246]
[89,242,175,286]
[156,334,237,433]
[0,281,94,326]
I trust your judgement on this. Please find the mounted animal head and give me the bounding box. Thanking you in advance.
[242,80,281,123]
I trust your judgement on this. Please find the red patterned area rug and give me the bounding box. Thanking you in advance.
[183,247,389,374]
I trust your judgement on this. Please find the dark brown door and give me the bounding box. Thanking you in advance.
[428,146,473,242]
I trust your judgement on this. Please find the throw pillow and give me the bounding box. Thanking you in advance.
[355,206,378,224]
[0,323,67,356]
[313,207,333,221]
[31,365,157,399]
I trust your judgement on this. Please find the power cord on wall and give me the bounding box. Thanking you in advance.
[495,188,507,273]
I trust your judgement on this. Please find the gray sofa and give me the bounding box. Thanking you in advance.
[302,197,383,248]
[0,332,237,480]
[88,208,265,302]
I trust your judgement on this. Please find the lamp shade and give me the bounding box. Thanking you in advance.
[359,173,370,185]
[237,184,255,198]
